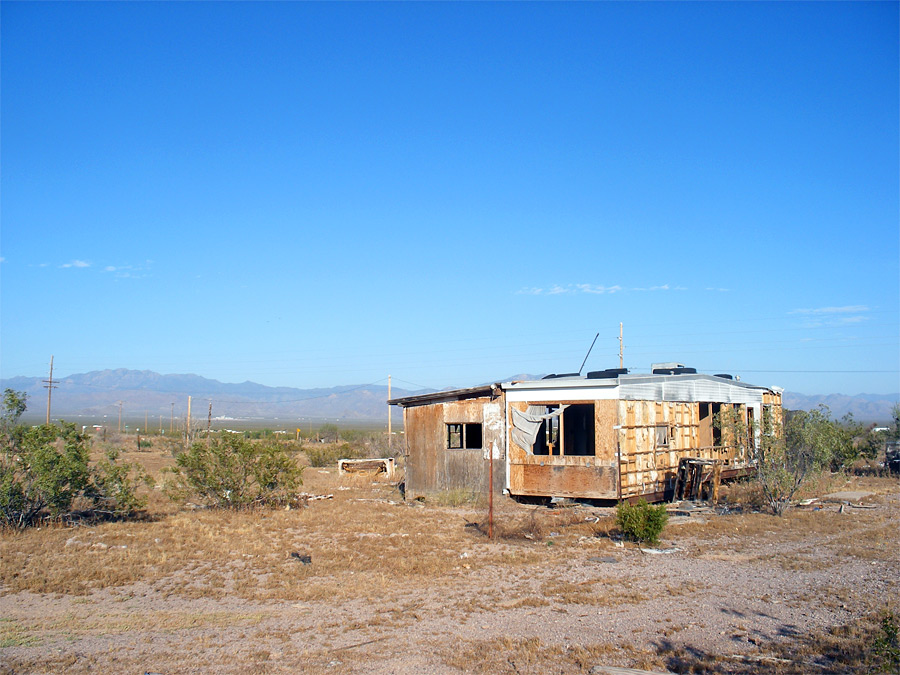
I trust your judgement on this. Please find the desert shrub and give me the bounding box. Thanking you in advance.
[88,448,153,516]
[165,435,303,508]
[304,442,363,468]
[756,406,843,515]
[871,610,900,672]
[318,423,340,443]
[0,390,151,528]
[722,478,767,510]
[615,498,668,545]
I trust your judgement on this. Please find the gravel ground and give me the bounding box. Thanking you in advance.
[2,491,897,674]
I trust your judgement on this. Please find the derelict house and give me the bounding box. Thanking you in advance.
[389,367,783,502]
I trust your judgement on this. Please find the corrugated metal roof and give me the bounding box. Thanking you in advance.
[504,373,780,404]
[391,373,781,407]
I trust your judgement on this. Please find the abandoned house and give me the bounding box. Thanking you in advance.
[388,367,783,502]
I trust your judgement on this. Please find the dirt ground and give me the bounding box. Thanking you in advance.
[1,451,898,674]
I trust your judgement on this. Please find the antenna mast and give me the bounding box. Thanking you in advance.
[578,333,600,375]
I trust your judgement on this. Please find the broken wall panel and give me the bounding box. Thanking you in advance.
[403,395,504,498]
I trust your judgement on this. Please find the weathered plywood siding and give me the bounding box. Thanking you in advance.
[403,396,504,497]
[617,400,755,499]
[403,404,444,494]
[507,400,619,499]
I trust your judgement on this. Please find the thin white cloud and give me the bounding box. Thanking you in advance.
[60,260,91,269]
[0,257,5,263]
[518,283,681,296]
[705,287,730,292]
[575,284,623,294]
[99,261,152,278]
[790,305,869,315]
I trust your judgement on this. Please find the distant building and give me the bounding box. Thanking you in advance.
[389,368,783,502]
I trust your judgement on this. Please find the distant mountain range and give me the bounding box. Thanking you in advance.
[0,369,418,423]
[1,369,897,424]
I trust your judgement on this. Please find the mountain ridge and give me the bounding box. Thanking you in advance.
[1,369,897,423]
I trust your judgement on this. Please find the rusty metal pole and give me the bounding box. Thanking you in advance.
[488,442,494,539]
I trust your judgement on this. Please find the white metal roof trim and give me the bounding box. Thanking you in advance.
[617,381,766,404]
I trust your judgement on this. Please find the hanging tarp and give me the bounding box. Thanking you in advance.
[511,404,569,451]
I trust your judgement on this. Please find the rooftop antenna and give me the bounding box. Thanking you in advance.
[577,333,600,375]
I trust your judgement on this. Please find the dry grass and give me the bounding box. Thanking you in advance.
[441,636,663,675]
[2,449,897,675]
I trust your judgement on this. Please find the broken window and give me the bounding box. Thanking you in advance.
[513,403,595,456]
[655,425,669,447]
[447,423,482,450]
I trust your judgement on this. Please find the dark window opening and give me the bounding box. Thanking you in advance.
[447,423,482,450]
[712,403,723,445]
[530,404,595,456]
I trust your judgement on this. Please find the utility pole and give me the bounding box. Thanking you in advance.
[207,401,212,447]
[170,402,175,434]
[43,355,58,425]
[159,415,163,433]
[117,401,123,433]
[186,396,192,445]
[619,322,624,369]
[387,375,392,448]
[145,411,148,436]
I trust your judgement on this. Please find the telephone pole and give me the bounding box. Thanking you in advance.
[117,401,123,433]
[387,375,392,447]
[619,323,624,369]
[43,355,58,425]
[170,402,175,434]
[206,401,212,446]
[186,396,192,444]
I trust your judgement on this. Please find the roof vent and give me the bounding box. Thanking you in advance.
[652,366,697,375]
[651,362,685,372]
[714,373,733,380]
[587,368,628,379]
[541,372,581,380]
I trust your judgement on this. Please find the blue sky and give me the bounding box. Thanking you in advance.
[2,2,898,396]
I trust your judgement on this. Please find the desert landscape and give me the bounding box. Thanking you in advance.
[1,440,897,675]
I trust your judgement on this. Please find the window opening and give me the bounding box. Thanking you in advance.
[712,403,723,445]
[655,425,669,447]
[523,404,595,456]
[446,423,482,450]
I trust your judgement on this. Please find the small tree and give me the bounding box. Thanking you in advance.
[754,405,841,516]
[165,435,303,509]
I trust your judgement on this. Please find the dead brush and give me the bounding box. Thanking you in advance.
[442,636,659,675]
[541,576,649,606]
[492,504,592,542]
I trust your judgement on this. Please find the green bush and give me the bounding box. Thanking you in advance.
[615,498,668,545]
[89,448,153,516]
[303,442,363,468]
[871,611,900,672]
[165,435,303,508]
[0,390,151,528]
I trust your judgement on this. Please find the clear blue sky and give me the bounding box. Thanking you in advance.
[2,2,898,396]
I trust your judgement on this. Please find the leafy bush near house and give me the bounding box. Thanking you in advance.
[616,498,668,545]
[165,435,303,508]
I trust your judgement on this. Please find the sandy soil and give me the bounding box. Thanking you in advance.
[1,474,897,675]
